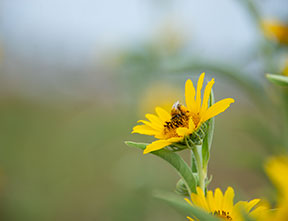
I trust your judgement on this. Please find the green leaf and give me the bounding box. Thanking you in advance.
[125,141,197,194]
[191,154,197,173]
[202,90,215,169]
[266,74,288,86]
[154,190,220,221]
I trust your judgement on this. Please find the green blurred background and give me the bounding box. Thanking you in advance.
[0,0,288,220]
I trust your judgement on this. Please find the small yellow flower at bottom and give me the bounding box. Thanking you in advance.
[185,187,269,221]
[132,73,234,154]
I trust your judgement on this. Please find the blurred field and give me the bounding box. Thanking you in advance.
[0,0,287,220]
[0,81,271,221]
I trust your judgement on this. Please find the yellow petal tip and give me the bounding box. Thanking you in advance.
[143,149,150,154]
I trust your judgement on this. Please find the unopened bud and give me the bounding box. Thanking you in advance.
[189,121,208,145]
[175,179,189,196]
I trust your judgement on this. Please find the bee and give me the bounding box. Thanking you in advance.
[171,101,188,119]
[164,101,189,129]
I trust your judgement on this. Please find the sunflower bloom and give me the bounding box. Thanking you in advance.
[132,73,234,154]
[262,19,288,45]
[186,187,268,221]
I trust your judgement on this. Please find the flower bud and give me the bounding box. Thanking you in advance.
[189,121,208,145]
[175,179,189,196]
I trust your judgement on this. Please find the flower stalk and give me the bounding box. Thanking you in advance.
[185,137,206,192]
[192,145,205,192]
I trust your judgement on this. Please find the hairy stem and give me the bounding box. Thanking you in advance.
[185,137,205,192]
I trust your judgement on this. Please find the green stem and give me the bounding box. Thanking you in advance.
[185,137,205,192]
[192,145,205,192]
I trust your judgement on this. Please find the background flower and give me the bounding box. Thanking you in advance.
[262,19,288,45]
[186,187,268,221]
[265,156,288,220]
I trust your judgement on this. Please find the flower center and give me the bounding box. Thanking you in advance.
[212,210,232,220]
[163,102,189,138]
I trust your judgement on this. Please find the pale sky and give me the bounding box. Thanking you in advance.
[0,0,286,69]
[1,0,261,66]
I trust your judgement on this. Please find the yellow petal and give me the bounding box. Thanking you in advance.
[188,117,196,131]
[196,187,210,211]
[132,125,158,135]
[202,98,235,122]
[185,198,193,207]
[200,78,215,114]
[214,188,224,210]
[207,190,216,212]
[187,216,194,221]
[190,192,204,210]
[234,201,247,211]
[143,137,182,154]
[176,118,195,137]
[144,140,171,154]
[222,187,235,213]
[246,199,260,212]
[176,127,190,137]
[234,199,260,214]
[155,106,171,122]
[145,113,162,127]
[138,120,162,130]
[249,205,270,219]
[195,73,205,112]
[185,79,196,111]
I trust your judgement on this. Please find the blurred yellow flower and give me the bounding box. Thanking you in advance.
[138,82,183,117]
[186,187,268,221]
[132,73,234,154]
[283,58,288,76]
[262,19,288,44]
[265,156,288,220]
[266,156,288,202]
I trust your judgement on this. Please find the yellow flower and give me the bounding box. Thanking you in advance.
[186,187,268,221]
[265,156,288,220]
[262,19,288,44]
[132,73,234,154]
